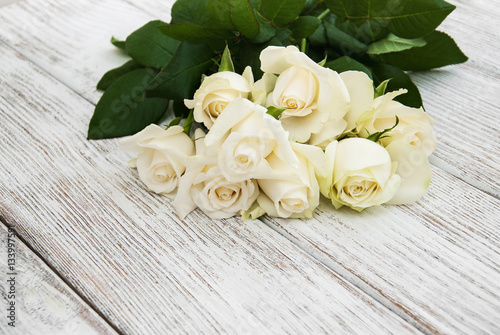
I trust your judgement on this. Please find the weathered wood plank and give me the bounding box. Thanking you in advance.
[0,43,419,334]
[409,0,500,197]
[263,170,500,334]
[0,223,119,334]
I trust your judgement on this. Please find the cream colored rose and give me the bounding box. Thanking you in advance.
[340,71,436,157]
[319,138,401,211]
[385,140,432,204]
[260,45,350,143]
[120,125,195,195]
[184,68,252,129]
[174,129,259,219]
[254,142,326,218]
[204,97,299,182]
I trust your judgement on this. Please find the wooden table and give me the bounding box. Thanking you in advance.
[0,0,499,334]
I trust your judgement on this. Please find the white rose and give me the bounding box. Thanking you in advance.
[319,138,401,211]
[174,129,259,219]
[385,140,432,205]
[204,97,299,182]
[254,142,326,218]
[341,71,436,157]
[184,68,253,129]
[260,45,350,143]
[120,124,195,195]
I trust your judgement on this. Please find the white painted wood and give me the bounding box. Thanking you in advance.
[263,169,500,334]
[409,0,500,197]
[0,43,419,334]
[0,224,118,335]
[1,0,499,334]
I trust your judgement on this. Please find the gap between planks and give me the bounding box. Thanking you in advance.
[0,214,124,335]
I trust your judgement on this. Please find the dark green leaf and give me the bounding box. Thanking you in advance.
[324,21,367,55]
[367,33,426,55]
[146,42,216,100]
[171,0,213,25]
[159,23,233,46]
[289,16,321,39]
[308,23,328,46]
[325,56,373,79]
[250,14,277,43]
[110,36,126,51]
[207,0,260,39]
[374,31,468,71]
[125,20,180,68]
[325,0,455,40]
[260,0,306,26]
[371,63,422,108]
[88,69,169,139]
[97,60,142,91]
[173,99,190,117]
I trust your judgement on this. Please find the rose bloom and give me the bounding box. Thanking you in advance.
[203,97,298,182]
[319,138,401,211]
[120,124,195,195]
[184,68,253,129]
[341,71,436,157]
[175,129,259,219]
[254,142,326,218]
[260,45,350,143]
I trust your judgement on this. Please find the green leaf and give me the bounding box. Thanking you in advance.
[125,20,180,68]
[289,16,321,39]
[250,14,277,43]
[325,56,373,79]
[267,106,288,119]
[207,0,260,39]
[260,0,306,26]
[159,23,233,46]
[367,33,426,55]
[219,45,235,72]
[375,31,468,71]
[371,63,422,108]
[308,23,328,46]
[171,0,213,26]
[88,69,169,139]
[173,99,190,117]
[367,116,399,143]
[168,116,183,127]
[324,21,367,55]
[324,0,455,40]
[97,60,142,91]
[146,42,216,100]
[110,36,126,51]
[183,109,195,135]
[375,79,391,97]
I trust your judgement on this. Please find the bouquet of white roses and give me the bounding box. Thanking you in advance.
[88,0,466,219]
[120,45,435,219]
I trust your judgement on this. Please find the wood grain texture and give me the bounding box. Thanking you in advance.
[409,0,500,197]
[263,169,500,334]
[0,224,118,335]
[0,43,419,334]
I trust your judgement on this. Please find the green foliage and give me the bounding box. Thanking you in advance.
[90,0,467,139]
[125,20,180,68]
[325,56,373,79]
[97,60,142,91]
[367,33,426,55]
[88,69,169,139]
[374,31,468,71]
[146,42,216,101]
